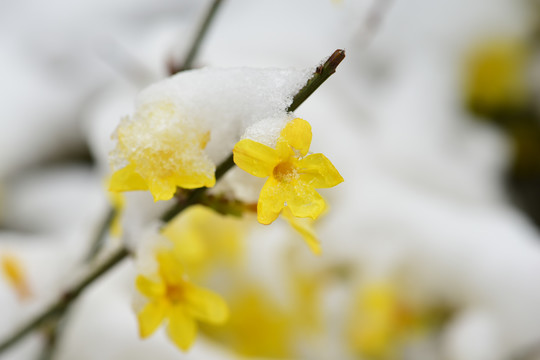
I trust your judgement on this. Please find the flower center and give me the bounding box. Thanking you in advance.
[166,284,185,303]
[273,161,298,182]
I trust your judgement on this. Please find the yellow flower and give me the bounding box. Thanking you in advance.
[464,38,528,113]
[348,283,402,359]
[233,118,343,225]
[161,205,246,281]
[1,253,31,301]
[287,261,323,333]
[347,282,450,359]
[109,102,215,201]
[201,285,294,358]
[136,251,228,351]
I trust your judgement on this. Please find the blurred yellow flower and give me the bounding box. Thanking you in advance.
[348,283,403,359]
[347,282,450,359]
[1,253,31,301]
[109,102,215,201]
[464,38,528,113]
[136,251,228,351]
[288,264,324,333]
[202,285,294,358]
[162,205,246,281]
[233,118,343,225]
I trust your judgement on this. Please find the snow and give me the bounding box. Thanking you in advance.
[2,0,540,359]
[110,67,311,174]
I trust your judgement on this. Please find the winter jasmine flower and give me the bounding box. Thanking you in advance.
[233,118,343,225]
[136,250,228,351]
[109,101,215,201]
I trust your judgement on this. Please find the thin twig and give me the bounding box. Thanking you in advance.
[0,247,129,353]
[86,207,116,262]
[160,153,236,222]
[288,49,346,112]
[38,207,117,360]
[169,0,225,74]
[38,319,63,360]
[356,0,395,48]
[161,188,207,223]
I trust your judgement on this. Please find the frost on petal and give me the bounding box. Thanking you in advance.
[233,139,280,178]
[111,109,216,201]
[298,153,344,188]
[138,299,168,338]
[167,307,198,351]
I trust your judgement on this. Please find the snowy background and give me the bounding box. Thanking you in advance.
[1,0,540,359]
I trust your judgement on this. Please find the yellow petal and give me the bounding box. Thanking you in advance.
[279,118,312,157]
[156,252,184,286]
[233,139,280,178]
[257,177,287,225]
[137,299,168,338]
[276,138,295,161]
[162,212,208,265]
[174,231,208,268]
[147,177,177,202]
[109,163,148,192]
[184,283,229,324]
[285,183,326,220]
[146,172,216,202]
[167,307,198,351]
[349,283,399,357]
[136,275,166,298]
[1,254,31,300]
[282,208,321,255]
[298,153,344,188]
[172,172,216,190]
